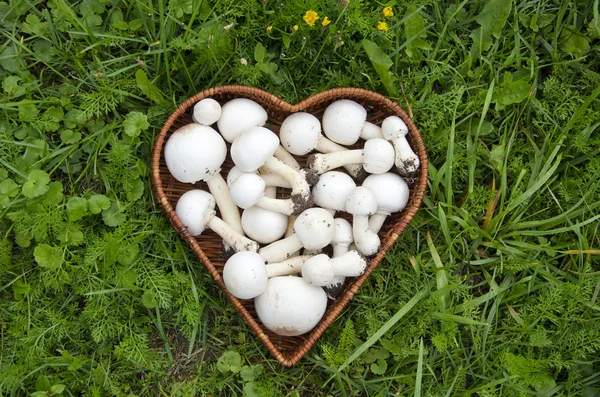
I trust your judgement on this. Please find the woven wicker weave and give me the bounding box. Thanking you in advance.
[151,86,428,366]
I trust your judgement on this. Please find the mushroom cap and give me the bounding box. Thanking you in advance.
[362,173,410,215]
[226,166,250,187]
[229,173,265,209]
[363,138,395,174]
[164,124,227,184]
[301,254,334,286]
[381,116,409,140]
[231,127,279,172]
[312,171,357,211]
[192,98,222,126]
[279,112,321,155]
[332,218,353,246]
[293,208,336,250]
[216,98,268,143]
[175,190,215,236]
[345,186,378,216]
[223,251,268,299]
[242,206,288,244]
[322,99,367,145]
[254,276,327,336]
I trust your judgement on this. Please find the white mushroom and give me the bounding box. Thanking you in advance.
[362,173,410,233]
[241,206,288,244]
[360,121,384,140]
[312,171,356,214]
[192,98,222,125]
[164,124,243,235]
[307,138,395,175]
[259,208,335,263]
[301,251,367,287]
[322,99,367,145]
[175,190,258,252]
[216,98,268,143]
[229,172,302,215]
[254,276,327,336]
[346,186,380,256]
[222,252,312,299]
[231,127,312,213]
[381,116,420,177]
[323,218,354,297]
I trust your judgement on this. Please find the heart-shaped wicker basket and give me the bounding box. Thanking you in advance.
[151,86,428,366]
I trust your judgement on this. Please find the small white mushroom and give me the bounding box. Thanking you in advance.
[222,252,312,299]
[241,206,288,244]
[231,127,312,213]
[164,124,243,235]
[175,190,258,252]
[362,173,410,233]
[192,98,222,125]
[312,171,357,213]
[302,251,367,287]
[259,208,335,263]
[381,116,420,177]
[216,98,268,143]
[229,173,302,215]
[322,99,367,145]
[254,276,327,336]
[346,186,380,256]
[324,218,354,297]
[307,138,395,175]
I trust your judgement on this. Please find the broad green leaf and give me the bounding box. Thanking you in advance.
[493,80,531,108]
[361,39,397,96]
[50,384,66,394]
[254,42,266,63]
[102,201,126,227]
[34,244,62,269]
[243,382,262,397]
[559,25,590,55]
[56,223,84,246]
[0,46,24,72]
[123,111,149,137]
[470,0,512,54]
[282,33,291,49]
[370,359,388,375]
[118,243,139,266]
[404,5,431,59]
[240,364,261,382]
[60,130,81,145]
[22,170,51,198]
[0,178,20,206]
[126,179,144,202]
[141,290,157,308]
[88,194,111,214]
[217,351,242,373]
[489,144,505,172]
[3,75,20,94]
[13,281,31,300]
[136,69,165,105]
[66,196,88,221]
[22,14,48,36]
[42,181,64,205]
[36,375,51,391]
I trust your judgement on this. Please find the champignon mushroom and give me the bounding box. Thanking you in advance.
[231,127,312,213]
[302,251,367,287]
[241,206,288,244]
[258,208,335,263]
[322,99,367,145]
[360,121,384,140]
[346,186,380,256]
[175,190,258,253]
[381,116,420,177]
[229,172,303,215]
[192,98,222,125]
[362,172,410,233]
[254,276,327,336]
[164,124,243,235]
[216,98,268,143]
[222,252,313,299]
[323,218,354,298]
[307,138,395,175]
[312,171,357,214]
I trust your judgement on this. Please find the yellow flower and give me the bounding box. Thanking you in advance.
[303,10,319,26]
[266,25,273,33]
[377,21,388,31]
[322,16,331,27]
[383,7,393,17]
[293,25,299,31]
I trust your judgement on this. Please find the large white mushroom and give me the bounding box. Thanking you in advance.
[254,276,327,336]
[346,186,380,256]
[311,171,356,214]
[258,208,335,263]
[381,116,420,177]
[164,124,243,235]
[175,190,258,252]
[307,138,395,175]
[322,99,382,145]
[362,172,410,233]
[241,206,288,244]
[216,98,268,143]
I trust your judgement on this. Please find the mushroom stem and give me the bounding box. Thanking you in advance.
[369,213,388,233]
[259,234,303,263]
[266,255,312,278]
[391,136,420,177]
[311,136,363,178]
[264,186,277,198]
[331,251,368,277]
[255,196,296,215]
[360,122,383,140]
[260,173,292,188]
[274,145,300,170]
[263,157,312,213]
[207,216,259,252]
[205,174,243,234]
[333,244,348,257]
[285,215,299,258]
[308,150,364,174]
[353,215,380,256]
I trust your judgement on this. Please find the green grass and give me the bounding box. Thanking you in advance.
[1,0,600,395]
